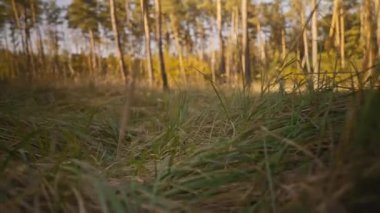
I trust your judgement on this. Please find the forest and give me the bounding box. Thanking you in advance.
[0,0,380,212]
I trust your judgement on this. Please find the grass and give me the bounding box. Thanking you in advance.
[0,82,379,212]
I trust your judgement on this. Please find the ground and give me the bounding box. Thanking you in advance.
[0,82,379,212]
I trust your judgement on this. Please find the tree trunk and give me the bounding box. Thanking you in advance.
[23,10,35,78]
[311,0,319,88]
[233,6,239,83]
[125,0,129,23]
[279,28,286,94]
[3,28,16,78]
[48,26,60,75]
[11,0,29,77]
[197,23,206,61]
[257,21,266,62]
[281,29,287,60]
[141,0,154,86]
[329,0,345,68]
[36,26,46,71]
[170,14,186,83]
[362,0,376,84]
[109,0,134,158]
[241,0,251,87]
[295,0,313,91]
[339,3,345,68]
[376,0,380,58]
[154,0,169,90]
[89,30,97,76]
[217,0,225,79]
[211,51,216,82]
[226,8,235,82]
[329,0,340,46]
[109,0,129,84]
[10,0,24,51]
[30,1,46,74]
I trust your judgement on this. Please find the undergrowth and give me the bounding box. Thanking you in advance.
[0,83,379,212]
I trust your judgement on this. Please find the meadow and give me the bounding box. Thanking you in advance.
[1,80,379,212]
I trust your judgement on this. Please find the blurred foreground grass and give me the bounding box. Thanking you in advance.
[0,83,379,212]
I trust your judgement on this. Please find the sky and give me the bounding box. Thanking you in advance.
[57,0,71,6]
[56,0,276,6]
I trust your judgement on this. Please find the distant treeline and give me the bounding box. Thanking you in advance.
[0,0,379,90]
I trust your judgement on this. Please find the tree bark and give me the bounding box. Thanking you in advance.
[294,0,313,91]
[329,0,345,68]
[89,29,97,76]
[125,0,129,24]
[154,0,169,90]
[30,1,46,73]
[23,9,35,78]
[217,0,225,79]
[226,8,235,82]
[376,0,380,58]
[257,20,266,63]
[329,0,339,45]
[170,14,186,83]
[10,0,25,52]
[281,29,286,60]
[141,0,154,86]
[311,0,319,88]
[362,0,376,84]
[109,0,129,84]
[241,0,251,87]
[339,3,345,68]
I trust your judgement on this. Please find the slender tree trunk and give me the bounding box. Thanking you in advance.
[295,0,313,91]
[197,23,206,61]
[3,28,15,78]
[279,28,286,94]
[9,27,20,76]
[376,0,380,58]
[227,6,240,84]
[311,0,319,88]
[329,0,339,45]
[110,0,134,158]
[170,14,186,82]
[141,0,154,86]
[11,0,30,71]
[89,30,97,76]
[155,0,169,90]
[11,0,21,30]
[329,0,345,68]
[184,22,193,54]
[362,0,377,84]
[36,26,46,70]
[109,0,129,84]
[23,11,35,78]
[257,19,266,64]
[233,6,239,82]
[10,0,24,51]
[281,29,287,60]
[276,0,287,94]
[226,8,236,82]
[340,3,345,68]
[30,1,46,74]
[211,51,216,82]
[48,26,59,75]
[241,0,251,87]
[125,0,129,23]
[217,0,225,79]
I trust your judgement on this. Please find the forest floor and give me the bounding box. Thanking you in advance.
[0,82,380,212]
